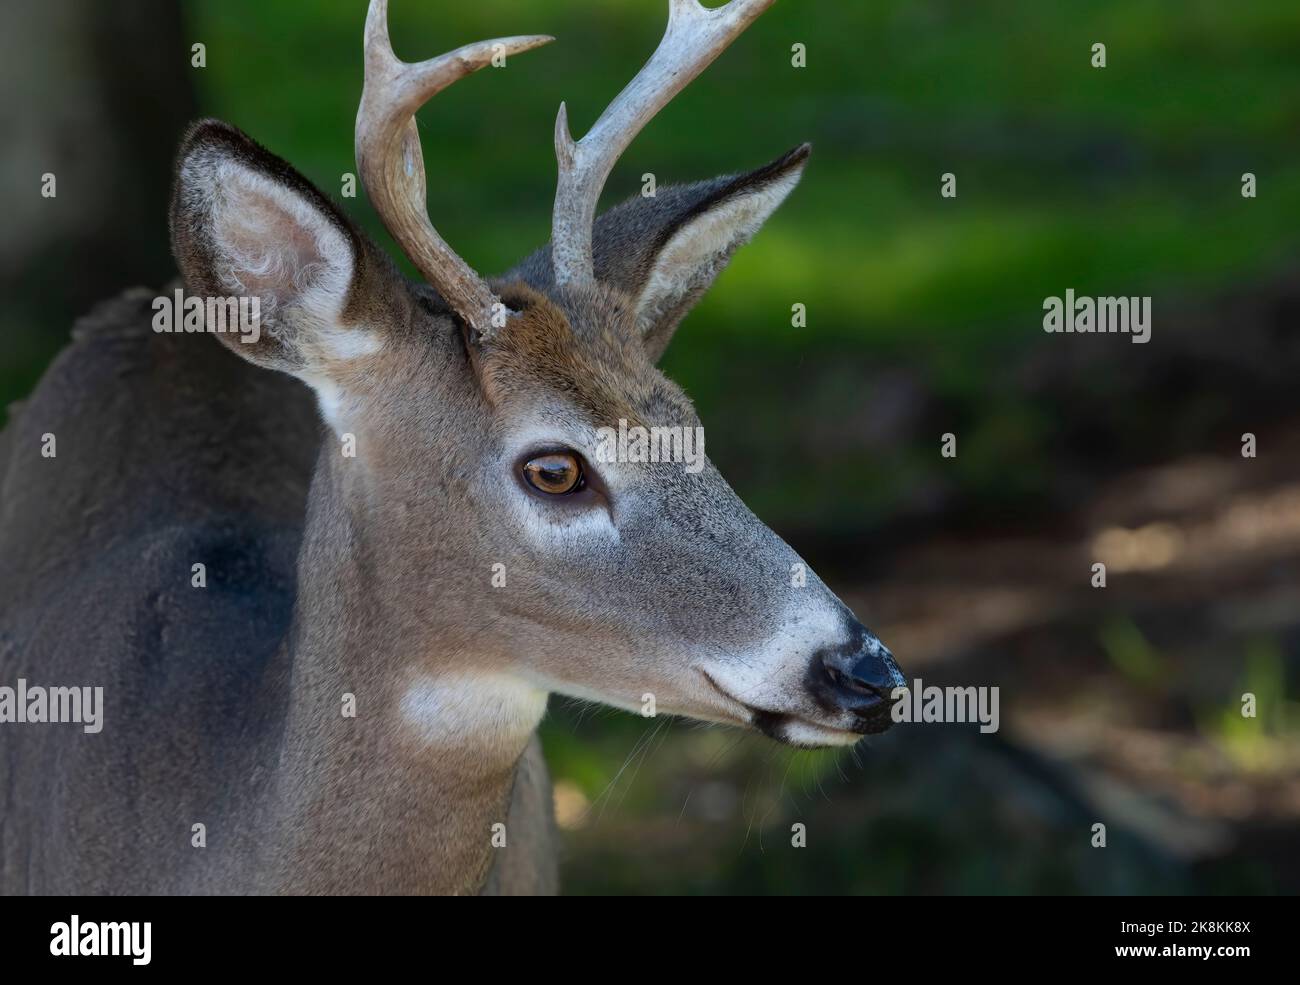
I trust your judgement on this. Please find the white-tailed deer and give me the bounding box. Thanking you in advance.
[0,0,903,894]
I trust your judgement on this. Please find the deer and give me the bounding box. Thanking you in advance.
[0,0,904,895]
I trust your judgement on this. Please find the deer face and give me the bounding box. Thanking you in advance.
[460,284,905,747]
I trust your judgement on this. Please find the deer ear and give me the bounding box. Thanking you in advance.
[597,143,809,361]
[170,119,399,390]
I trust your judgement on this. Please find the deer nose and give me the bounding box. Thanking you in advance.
[813,620,906,732]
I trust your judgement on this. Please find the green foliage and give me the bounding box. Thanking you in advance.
[1202,638,1300,773]
[1099,617,1167,688]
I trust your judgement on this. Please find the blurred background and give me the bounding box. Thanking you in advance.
[3,0,1299,892]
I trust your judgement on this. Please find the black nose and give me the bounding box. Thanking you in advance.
[811,620,906,733]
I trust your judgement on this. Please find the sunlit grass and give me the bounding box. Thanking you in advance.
[1202,640,1300,774]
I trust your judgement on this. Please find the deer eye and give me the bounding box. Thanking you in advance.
[522,452,585,496]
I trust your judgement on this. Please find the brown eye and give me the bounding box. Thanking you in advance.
[522,452,585,496]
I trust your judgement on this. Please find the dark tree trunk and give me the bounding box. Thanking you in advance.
[1,0,197,412]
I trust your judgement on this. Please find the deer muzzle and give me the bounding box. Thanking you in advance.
[809,620,907,734]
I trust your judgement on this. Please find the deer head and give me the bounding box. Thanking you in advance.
[169,0,904,751]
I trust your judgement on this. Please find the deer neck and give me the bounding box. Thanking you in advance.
[260,446,547,894]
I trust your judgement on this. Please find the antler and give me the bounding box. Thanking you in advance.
[357,0,552,337]
[550,0,777,288]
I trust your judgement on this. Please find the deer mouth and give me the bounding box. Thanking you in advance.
[699,669,884,747]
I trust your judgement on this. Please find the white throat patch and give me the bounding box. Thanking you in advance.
[398,671,548,752]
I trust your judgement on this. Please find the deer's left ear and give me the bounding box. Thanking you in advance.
[597,143,809,361]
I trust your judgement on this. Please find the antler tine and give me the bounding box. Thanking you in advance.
[356,0,553,337]
[551,0,777,288]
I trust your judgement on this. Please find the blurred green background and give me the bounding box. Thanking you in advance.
[4,0,1299,893]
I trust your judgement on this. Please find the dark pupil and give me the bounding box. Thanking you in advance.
[528,455,577,492]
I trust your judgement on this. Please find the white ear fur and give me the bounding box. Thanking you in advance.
[634,166,803,335]
[177,141,385,430]
[181,150,356,336]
